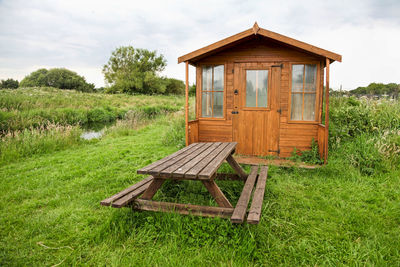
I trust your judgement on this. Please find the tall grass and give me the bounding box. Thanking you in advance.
[0,123,83,165]
[0,87,186,166]
[328,97,400,175]
[0,87,184,132]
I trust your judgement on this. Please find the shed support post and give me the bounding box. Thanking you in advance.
[324,58,330,164]
[185,61,189,146]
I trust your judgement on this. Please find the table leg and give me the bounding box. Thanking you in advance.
[202,180,233,208]
[226,154,248,179]
[140,178,165,200]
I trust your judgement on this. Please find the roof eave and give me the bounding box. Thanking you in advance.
[178,24,342,64]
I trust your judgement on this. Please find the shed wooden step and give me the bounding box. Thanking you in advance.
[247,166,268,224]
[100,176,153,208]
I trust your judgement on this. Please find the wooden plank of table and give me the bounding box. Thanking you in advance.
[231,166,259,223]
[158,142,214,178]
[133,199,234,218]
[202,180,233,208]
[100,176,154,206]
[137,143,197,174]
[197,142,237,180]
[172,142,222,178]
[146,143,205,176]
[111,182,153,208]
[184,142,231,179]
[226,154,248,179]
[140,178,165,200]
[247,166,269,224]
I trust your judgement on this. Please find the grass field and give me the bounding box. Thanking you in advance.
[0,88,399,266]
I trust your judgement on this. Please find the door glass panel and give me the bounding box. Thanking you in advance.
[246,70,268,107]
[246,70,257,107]
[213,65,224,91]
[304,64,317,92]
[303,93,316,120]
[257,70,268,107]
[290,93,302,120]
[291,64,304,92]
[213,92,223,118]
[202,66,212,91]
[201,92,212,117]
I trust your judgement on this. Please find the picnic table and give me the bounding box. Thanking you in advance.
[101,142,268,224]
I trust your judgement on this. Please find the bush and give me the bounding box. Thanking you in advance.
[87,107,116,123]
[164,78,185,95]
[189,84,196,96]
[0,78,19,89]
[291,139,323,165]
[20,68,94,92]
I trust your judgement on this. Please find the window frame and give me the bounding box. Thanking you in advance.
[242,67,272,111]
[198,63,227,120]
[288,62,321,124]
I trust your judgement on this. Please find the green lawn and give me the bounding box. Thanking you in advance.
[1,116,399,266]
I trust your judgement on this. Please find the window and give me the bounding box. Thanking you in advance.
[201,65,224,118]
[246,70,268,108]
[290,64,317,121]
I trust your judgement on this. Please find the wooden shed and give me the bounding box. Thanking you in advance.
[178,23,341,162]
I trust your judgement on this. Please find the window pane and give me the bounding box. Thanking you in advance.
[201,92,212,117]
[303,93,316,120]
[257,70,268,107]
[291,64,304,92]
[290,93,302,120]
[213,65,224,91]
[246,70,257,107]
[213,92,223,118]
[305,64,317,92]
[202,66,212,91]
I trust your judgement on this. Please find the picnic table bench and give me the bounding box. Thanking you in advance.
[101,142,268,224]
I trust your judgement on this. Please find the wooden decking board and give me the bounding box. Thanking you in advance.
[247,166,269,224]
[146,143,204,176]
[231,166,259,223]
[184,142,231,179]
[137,143,197,174]
[158,142,214,178]
[133,199,234,218]
[198,142,237,179]
[111,182,153,208]
[172,142,222,178]
[100,176,154,206]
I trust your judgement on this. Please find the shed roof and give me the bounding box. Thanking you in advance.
[178,22,342,64]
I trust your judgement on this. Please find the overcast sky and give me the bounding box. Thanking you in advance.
[0,0,399,90]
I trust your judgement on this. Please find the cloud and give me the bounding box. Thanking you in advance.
[0,0,399,89]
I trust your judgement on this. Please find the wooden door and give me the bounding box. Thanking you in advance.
[232,62,281,156]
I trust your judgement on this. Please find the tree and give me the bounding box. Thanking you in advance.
[0,78,19,89]
[102,46,167,94]
[20,68,94,92]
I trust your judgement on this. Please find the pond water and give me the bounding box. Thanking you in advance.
[80,122,115,140]
[80,131,103,140]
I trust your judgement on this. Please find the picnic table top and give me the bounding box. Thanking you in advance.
[137,142,237,180]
